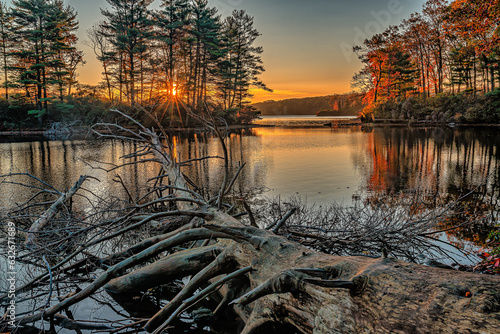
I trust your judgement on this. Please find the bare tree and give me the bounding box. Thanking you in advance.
[1,110,499,334]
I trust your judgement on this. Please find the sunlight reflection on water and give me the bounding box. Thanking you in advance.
[0,125,498,331]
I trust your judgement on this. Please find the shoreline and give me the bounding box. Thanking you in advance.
[0,124,261,140]
[1,120,500,140]
[363,122,500,128]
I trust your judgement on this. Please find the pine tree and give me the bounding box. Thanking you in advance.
[154,0,190,98]
[0,3,13,99]
[10,0,81,118]
[189,0,221,106]
[101,0,153,104]
[219,10,268,109]
[45,0,81,100]
[11,0,52,114]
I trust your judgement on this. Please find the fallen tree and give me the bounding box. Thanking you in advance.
[1,109,499,333]
[25,175,90,248]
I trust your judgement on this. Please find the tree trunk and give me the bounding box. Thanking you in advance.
[7,122,500,334]
[103,59,112,102]
[130,52,135,104]
[491,65,495,91]
[138,130,500,334]
[2,31,8,99]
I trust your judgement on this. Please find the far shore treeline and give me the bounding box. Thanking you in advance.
[0,0,269,130]
[253,93,366,117]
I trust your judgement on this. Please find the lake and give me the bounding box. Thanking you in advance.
[1,118,499,332]
[0,118,498,256]
[1,122,498,208]
[1,121,498,254]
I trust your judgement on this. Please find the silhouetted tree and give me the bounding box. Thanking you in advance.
[0,3,13,99]
[101,0,153,104]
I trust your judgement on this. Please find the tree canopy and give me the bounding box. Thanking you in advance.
[352,0,500,122]
[0,0,269,128]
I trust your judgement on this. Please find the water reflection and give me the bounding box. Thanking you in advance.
[1,128,498,204]
[1,126,498,245]
[358,127,499,199]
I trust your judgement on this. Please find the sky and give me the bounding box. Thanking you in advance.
[9,0,427,102]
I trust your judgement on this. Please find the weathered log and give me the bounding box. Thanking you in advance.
[8,114,499,334]
[139,209,500,334]
[139,129,500,333]
[25,175,89,248]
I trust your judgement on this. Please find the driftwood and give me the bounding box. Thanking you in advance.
[25,175,89,248]
[2,109,500,334]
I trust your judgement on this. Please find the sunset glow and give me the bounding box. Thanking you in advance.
[72,0,426,103]
[1,0,500,331]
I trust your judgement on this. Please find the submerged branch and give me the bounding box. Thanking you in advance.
[3,111,498,334]
[25,175,89,248]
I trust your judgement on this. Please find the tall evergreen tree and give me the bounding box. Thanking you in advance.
[154,0,190,98]
[11,0,52,113]
[218,10,268,109]
[0,2,13,99]
[10,0,81,117]
[189,0,221,106]
[45,0,81,100]
[101,0,153,104]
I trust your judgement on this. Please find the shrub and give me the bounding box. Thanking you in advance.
[364,91,500,124]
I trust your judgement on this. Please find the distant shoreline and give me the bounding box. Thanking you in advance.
[2,118,500,140]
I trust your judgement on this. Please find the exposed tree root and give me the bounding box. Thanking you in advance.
[2,110,499,334]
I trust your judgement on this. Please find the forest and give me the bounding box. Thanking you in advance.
[352,0,500,124]
[252,96,333,116]
[1,1,500,333]
[0,0,267,130]
[252,93,365,117]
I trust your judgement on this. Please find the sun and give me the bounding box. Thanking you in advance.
[172,83,178,96]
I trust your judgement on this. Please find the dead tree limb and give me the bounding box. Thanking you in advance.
[5,112,500,334]
[25,175,89,248]
[242,199,258,228]
[105,245,224,294]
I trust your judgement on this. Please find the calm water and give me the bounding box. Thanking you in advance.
[254,115,358,127]
[1,124,498,257]
[1,121,499,332]
[1,125,499,208]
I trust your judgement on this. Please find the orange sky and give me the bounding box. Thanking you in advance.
[69,0,426,103]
